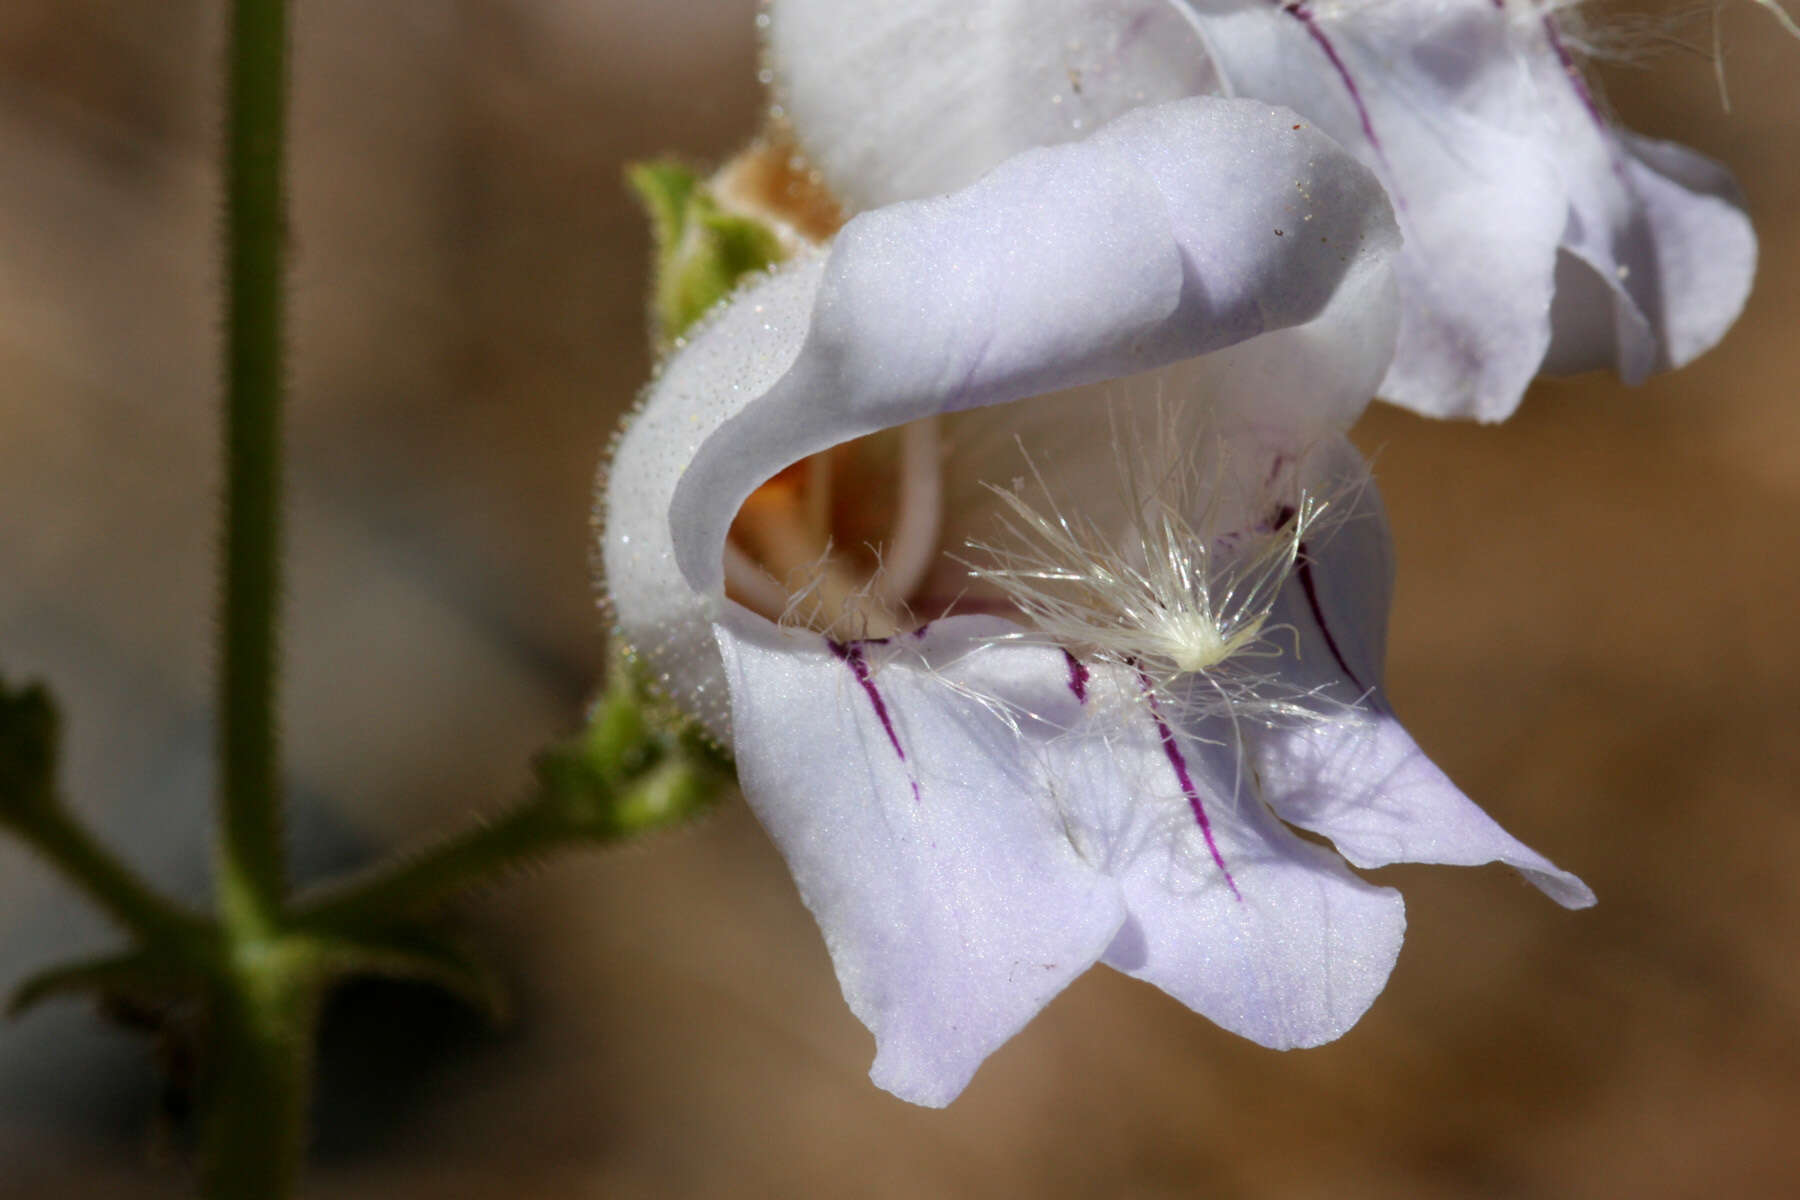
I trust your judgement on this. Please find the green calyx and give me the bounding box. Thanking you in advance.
[627,159,785,348]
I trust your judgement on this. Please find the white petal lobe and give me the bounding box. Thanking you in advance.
[717,612,1127,1106]
[670,99,1397,600]
[768,0,1218,208]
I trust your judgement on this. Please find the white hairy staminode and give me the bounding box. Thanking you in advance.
[962,402,1334,725]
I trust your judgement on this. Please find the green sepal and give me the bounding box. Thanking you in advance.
[626,160,698,255]
[626,159,785,348]
[535,647,732,841]
[532,740,723,842]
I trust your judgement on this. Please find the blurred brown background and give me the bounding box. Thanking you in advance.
[1,2,1796,1196]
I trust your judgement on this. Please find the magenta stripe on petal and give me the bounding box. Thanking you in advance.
[1140,673,1241,900]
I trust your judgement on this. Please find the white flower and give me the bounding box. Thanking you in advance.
[599,98,1591,1107]
[764,0,1758,420]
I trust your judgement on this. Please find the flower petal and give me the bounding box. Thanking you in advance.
[766,0,1219,209]
[1186,0,1573,418]
[1617,134,1756,373]
[1163,0,1756,412]
[1500,53,1752,387]
[602,98,1396,737]
[1247,452,1596,908]
[1254,708,1597,909]
[600,255,826,735]
[1049,669,1406,1048]
[918,257,1398,611]
[716,610,1127,1105]
[768,0,1756,419]
[669,97,1397,599]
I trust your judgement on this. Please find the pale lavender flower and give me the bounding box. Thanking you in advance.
[599,99,1591,1106]
[764,0,1757,419]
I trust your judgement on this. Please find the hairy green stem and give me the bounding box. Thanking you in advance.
[205,2,306,1196]
[8,804,206,953]
[217,0,290,938]
[294,801,572,931]
[198,941,321,1200]
[293,755,720,932]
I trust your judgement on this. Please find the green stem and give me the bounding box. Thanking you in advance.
[293,800,571,930]
[218,0,290,937]
[292,755,721,932]
[9,804,206,953]
[204,3,304,1196]
[199,942,320,1200]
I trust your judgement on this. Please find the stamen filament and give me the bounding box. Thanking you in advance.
[870,417,943,608]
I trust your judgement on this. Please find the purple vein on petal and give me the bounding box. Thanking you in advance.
[1295,543,1367,695]
[1064,650,1091,704]
[1539,13,1604,129]
[1139,671,1241,900]
[828,637,922,801]
[1278,1,1390,175]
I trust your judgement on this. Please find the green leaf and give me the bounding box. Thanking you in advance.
[0,675,60,829]
[8,949,199,1020]
[312,929,511,1026]
[627,158,785,347]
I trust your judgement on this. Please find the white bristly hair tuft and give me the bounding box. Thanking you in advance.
[958,399,1346,731]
